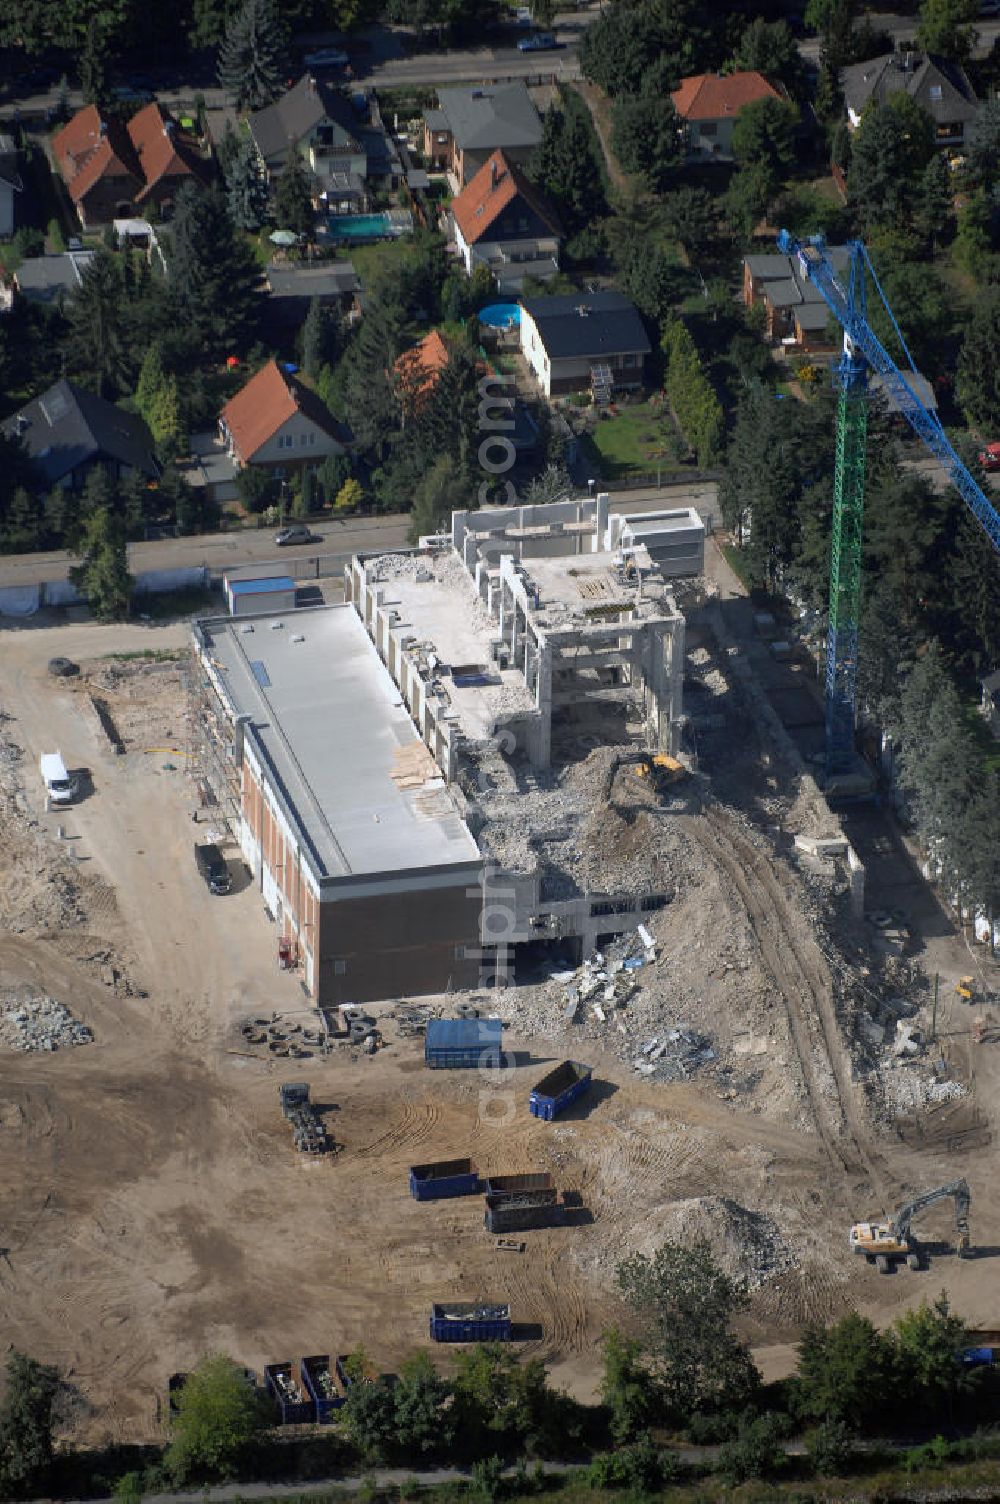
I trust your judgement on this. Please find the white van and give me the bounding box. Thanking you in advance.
[39,751,75,804]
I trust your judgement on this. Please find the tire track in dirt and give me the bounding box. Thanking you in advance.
[685,808,893,1201]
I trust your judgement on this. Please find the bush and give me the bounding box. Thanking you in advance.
[806,1419,855,1477]
[585,1434,680,1491]
[717,1412,790,1485]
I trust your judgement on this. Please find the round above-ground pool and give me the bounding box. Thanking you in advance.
[478,302,521,329]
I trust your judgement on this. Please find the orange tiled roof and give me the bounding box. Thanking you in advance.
[671,70,780,121]
[52,105,141,205]
[394,329,452,406]
[451,148,560,247]
[127,102,199,199]
[221,359,349,462]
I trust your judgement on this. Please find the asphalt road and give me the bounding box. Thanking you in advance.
[0,487,721,595]
[799,10,1000,59]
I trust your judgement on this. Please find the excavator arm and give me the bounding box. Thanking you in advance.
[892,1178,971,1254]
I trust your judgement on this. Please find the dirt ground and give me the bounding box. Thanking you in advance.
[1,611,1000,1447]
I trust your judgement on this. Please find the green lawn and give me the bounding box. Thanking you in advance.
[584,401,685,479]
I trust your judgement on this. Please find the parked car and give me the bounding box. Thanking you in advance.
[303,47,349,67]
[517,32,560,50]
[194,842,231,896]
[978,442,1000,471]
[275,524,318,545]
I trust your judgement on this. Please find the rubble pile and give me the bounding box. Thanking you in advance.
[635,1195,797,1287]
[0,993,93,1052]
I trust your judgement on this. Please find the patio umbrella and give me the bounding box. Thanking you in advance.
[269,229,300,246]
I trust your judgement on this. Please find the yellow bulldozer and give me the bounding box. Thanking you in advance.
[604,751,689,804]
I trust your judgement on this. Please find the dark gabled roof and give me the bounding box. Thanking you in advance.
[2,380,158,485]
[841,51,979,123]
[436,83,542,152]
[521,290,650,360]
[265,260,360,299]
[249,75,363,162]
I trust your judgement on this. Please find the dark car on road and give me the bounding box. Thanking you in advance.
[517,32,560,50]
[275,524,318,546]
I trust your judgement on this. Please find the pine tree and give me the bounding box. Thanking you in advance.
[217,0,286,111]
[168,183,260,358]
[915,151,953,251]
[225,134,269,231]
[273,151,314,238]
[300,296,342,379]
[69,501,133,621]
[66,248,129,398]
[80,17,109,108]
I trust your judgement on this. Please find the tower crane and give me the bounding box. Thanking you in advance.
[775,231,1000,783]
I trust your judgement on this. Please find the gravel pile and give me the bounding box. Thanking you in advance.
[0,993,93,1052]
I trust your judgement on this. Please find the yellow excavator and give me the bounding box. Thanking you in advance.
[850,1178,971,1273]
[604,751,688,803]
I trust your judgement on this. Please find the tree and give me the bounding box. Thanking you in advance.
[847,95,936,228]
[407,453,462,543]
[391,1354,453,1458]
[965,97,1000,190]
[731,97,798,187]
[166,1354,270,1482]
[532,87,606,234]
[301,296,343,379]
[660,186,718,261]
[524,463,571,506]
[600,1327,658,1443]
[616,1241,759,1422]
[915,150,953,251]
[273,151,314,238]
[891,1295,974,1421]
[723,163,774,244]
[225,133,269,231]
[662,319,724,468]
[135,344,183,449]
[69,498,133,621]
[610,95,682,191]
[217,0,286,110]
[957,290,1000,431]
[80,16,108,107]
[580,0,721,97]
[318,450,351,505]
[953,191,996,279]
[168,184,260,359]
[341,1375,398,1460]
[733,18,803,93]
[916,0,978,63]
[335,477,363,512]
[0,1351,60,1499]
[794,1313,888,1432]
[66,247,130,398]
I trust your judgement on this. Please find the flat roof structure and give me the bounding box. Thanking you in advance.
[229,576,295,597]
[197,605,480,883]
[362,551,534,743]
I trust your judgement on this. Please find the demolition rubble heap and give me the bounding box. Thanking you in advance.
[0,992,93,1052]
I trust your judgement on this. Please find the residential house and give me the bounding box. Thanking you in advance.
[2,379,159,491]
[249,75,367,192]
[670,70,781,157]
[980,669,1000,738]
[519,290,651,399]
[0,133,23,237]
[742,247,850,349]
[449,149,561,293]
[219,359,352,478]
[13,249,96,307]
[52,102,207,228]
[422,84,543,188]
[263,260,361,335]
[841,51,979,147]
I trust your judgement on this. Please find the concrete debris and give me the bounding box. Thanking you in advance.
[0,992,93,1052]
[633,1195,796,1288]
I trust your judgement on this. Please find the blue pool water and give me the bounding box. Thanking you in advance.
[478,302,521,329]
[328,212,394,240]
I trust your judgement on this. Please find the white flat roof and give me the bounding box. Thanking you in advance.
[198,606,481,884]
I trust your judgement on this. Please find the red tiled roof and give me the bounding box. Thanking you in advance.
[220,359,349,462]
[52,105,141,205]
[127,102,200,199]
[670,70,780,122]
[451,148,560,247]
[394,329,452,403]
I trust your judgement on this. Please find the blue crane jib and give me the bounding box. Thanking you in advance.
[775,230,1000,780]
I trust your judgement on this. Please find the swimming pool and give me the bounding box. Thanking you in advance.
[478,302,521,329]
[327,212,395,240]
